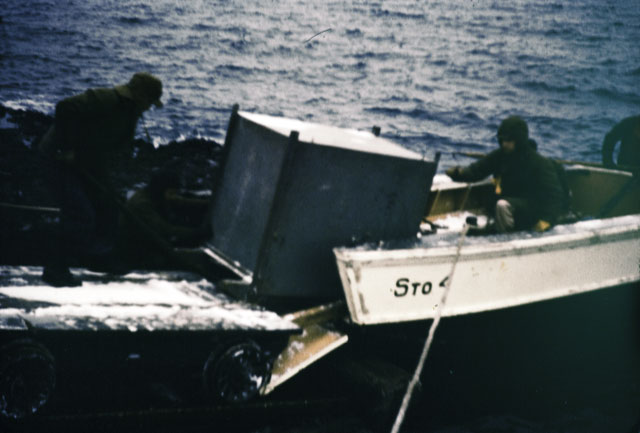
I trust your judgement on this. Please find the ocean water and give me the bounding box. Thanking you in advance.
[1,1,640,431]
[1,0,639,170]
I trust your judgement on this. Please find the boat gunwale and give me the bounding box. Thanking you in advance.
[334,214,640,265]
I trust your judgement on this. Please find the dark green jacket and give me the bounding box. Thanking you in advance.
[39,87,140,181]
[450,146,567,225]
[602,115,640,168]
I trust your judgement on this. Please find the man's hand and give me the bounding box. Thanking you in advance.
[533,220,551,232]
[492,177,502,195]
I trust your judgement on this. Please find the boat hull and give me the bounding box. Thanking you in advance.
[335,215,640,325]
[347,280,640,429]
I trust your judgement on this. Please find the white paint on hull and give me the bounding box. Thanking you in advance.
[336,215,640,325]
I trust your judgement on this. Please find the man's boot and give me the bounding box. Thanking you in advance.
[42,265,82,287]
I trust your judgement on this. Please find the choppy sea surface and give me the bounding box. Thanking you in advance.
[1,0,639,170]
[1,1,639,431]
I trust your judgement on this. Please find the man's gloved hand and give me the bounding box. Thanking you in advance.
[533,220,551,232]
[445,166,460,179]
[492,176,502,195]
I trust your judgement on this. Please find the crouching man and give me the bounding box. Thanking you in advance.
[446,116,567,233]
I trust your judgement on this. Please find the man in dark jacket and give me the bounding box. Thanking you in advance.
[38,72,163,287]
[445,116,566,233]
[602,115,640,169]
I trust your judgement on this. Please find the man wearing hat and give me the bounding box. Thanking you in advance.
[38,72,163,287]
[446,116,567,233]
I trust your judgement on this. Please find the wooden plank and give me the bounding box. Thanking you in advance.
[262,302,348,395]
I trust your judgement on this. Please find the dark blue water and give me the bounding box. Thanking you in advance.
[1,0,639,171]
[1,1,639,431]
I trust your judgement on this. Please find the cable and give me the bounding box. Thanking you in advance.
[390,224,470,433]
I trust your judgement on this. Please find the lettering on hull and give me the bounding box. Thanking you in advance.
[393,276,448,297]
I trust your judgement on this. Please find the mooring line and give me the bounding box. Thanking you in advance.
[0,201,60,213]
[390,224,470,433]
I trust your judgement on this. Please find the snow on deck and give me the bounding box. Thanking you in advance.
[0,267,299,333]
[342,213,640,252]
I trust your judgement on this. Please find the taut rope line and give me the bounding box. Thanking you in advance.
[390,224,470,433]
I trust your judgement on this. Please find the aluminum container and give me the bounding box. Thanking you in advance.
[209,106,438,300]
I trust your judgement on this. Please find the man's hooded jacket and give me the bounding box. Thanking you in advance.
[449,116,567,227]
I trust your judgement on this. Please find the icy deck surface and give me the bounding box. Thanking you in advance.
[0,267,299,332]
[344,213,640,252]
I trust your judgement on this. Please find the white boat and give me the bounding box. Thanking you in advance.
[335,165,640,325]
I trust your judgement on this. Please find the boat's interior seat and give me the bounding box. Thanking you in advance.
[565,166,639,219]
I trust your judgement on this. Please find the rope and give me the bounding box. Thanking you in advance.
[0,201,60,213]
[390,224,470,433]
